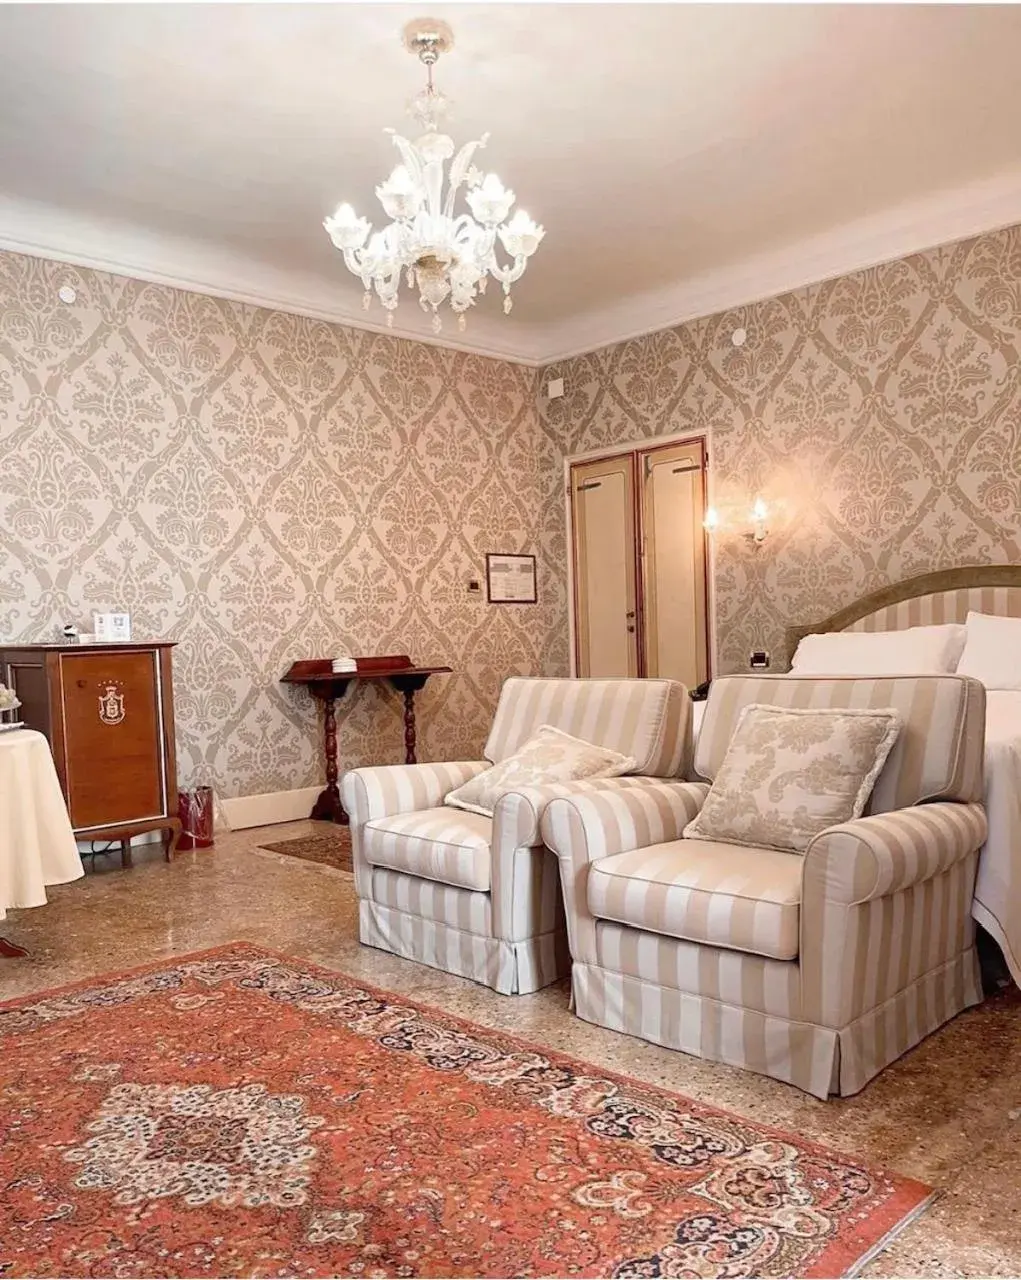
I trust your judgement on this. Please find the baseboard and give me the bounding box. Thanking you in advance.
[220,786,321,831]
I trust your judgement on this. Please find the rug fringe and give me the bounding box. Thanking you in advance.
[845,1190,937,1277]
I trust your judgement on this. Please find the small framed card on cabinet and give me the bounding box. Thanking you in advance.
[486,553,537,604]
[94,612,131,642]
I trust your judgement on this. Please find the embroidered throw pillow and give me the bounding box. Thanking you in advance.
[444,725,636,818]
[683,703,901,853]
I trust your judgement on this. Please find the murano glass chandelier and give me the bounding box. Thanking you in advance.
[323,18,545,335]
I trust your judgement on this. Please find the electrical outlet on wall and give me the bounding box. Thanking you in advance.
[749,650,770,669]
[466,578,482,597]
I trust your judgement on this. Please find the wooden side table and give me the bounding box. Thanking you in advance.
[281,659,452,824]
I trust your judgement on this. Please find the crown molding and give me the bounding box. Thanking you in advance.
[0,196,543,366]
[3,169,1021,373]
[533,164,1021,366]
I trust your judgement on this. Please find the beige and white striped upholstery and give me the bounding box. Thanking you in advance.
[371,866,492,935]
[542,674,987,1099]
[362,808,492,892]
[846,585,1021,632]
[588,842,802,960]
[484,677,689,777]
[341,678,692,996]
[694,674,985,812]
[803,583,1021,993]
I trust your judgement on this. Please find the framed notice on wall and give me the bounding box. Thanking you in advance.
[486,553,538,604]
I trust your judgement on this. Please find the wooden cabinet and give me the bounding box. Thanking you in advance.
[0,642,181,859]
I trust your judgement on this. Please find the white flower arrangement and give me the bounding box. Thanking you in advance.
[0,682,21,713]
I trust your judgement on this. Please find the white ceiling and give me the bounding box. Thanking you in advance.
[3,3,1021,364]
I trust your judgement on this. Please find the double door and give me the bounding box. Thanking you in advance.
[569,438,710,685]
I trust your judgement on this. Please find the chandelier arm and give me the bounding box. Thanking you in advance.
[373,260,405,307]
[451,212,491,246]
[342,247,369,278]
[390,133,427,192]
[443,137,488,219]
[422,157,445,220]
[487,249,528,287]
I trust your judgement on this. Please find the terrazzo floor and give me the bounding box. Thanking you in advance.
[3,819,1020,1279]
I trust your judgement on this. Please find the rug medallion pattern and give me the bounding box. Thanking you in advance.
[0,944,929,1277]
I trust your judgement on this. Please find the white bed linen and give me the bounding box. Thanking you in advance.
[689,690,1021,982]
[973,692,1021,982]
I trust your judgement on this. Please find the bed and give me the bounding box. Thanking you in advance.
[781,564,1021,988]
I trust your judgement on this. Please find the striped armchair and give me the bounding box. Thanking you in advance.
[341,677,690,995]
[542,674,988,1098]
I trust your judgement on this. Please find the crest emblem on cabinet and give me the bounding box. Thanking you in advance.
[98,681,126,726]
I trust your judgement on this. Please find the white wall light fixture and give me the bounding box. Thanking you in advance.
[746,498,769,546]
[702,499,769,545]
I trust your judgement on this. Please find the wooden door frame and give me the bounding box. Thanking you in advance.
[564,428,717,680]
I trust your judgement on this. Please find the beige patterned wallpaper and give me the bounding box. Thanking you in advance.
[539,224,1021,675]
[0,249,545,798]
[5,223,1021,798]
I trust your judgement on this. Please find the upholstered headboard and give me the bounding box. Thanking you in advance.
[784,565,1021,667]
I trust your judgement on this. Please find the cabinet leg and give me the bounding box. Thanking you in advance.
[0,936,28,958]
[165,818,182,862]
[120,838,133,869]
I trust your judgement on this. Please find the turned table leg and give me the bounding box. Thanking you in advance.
[311,690,349,824]
[402,688,418,765]
[387,673,430,767]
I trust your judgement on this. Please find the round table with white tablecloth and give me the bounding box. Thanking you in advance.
[0,728,84,924]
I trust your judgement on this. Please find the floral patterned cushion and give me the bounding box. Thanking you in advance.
[683,703,901,853]
[444,725,636,818]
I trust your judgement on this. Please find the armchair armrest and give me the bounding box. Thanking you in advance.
[494,775,689,851]
[485,779,671,946]
[542,780,708,865]
[341,761,488,825]
[803,801,987,906]
[539,780,707,964]
[801,801,986,1033]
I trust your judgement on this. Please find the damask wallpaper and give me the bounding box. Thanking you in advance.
[539,224,1021,675]
[0,249,546,798]
[5,223,1021,800]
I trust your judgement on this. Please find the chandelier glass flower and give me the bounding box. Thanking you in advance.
[323,18,545,335]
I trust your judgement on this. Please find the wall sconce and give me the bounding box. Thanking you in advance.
[746,498,769,546]
[703,500,770,544]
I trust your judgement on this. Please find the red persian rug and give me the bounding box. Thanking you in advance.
[0,944,930,1279]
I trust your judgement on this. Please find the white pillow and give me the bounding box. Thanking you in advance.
[790,624,966,676]
[957,611,1021,690]
[444,725,636,817]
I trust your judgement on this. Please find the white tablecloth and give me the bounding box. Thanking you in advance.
[0,728,84,921]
